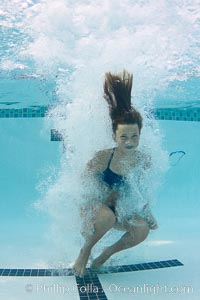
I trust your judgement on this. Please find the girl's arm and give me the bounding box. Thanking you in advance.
[143,203,158,230]
[81,151,111,195]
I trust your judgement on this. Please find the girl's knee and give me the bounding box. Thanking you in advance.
[135,224,149,242]
[129,217,149,243]
[81,205,116,240]
[99,205,116,220]
[95,205,116,229]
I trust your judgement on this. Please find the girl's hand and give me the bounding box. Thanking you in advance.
[146,213,158,230]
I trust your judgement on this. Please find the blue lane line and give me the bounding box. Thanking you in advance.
[0,259,184,277]
[0,259,184,300]
[75,272,108,300]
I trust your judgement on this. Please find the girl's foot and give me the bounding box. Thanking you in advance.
[90,249,111,270]
[73,247,91,276]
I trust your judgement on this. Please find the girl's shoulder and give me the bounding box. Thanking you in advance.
[87,148,113,171]
[95,148,113,159]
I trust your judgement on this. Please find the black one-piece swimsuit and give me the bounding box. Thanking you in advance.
[100,148,126,213]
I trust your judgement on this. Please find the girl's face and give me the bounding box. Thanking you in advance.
[113,124,140,152]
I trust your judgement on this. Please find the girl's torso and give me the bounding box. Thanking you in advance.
[96,147,140,176]
[94,147,141,211]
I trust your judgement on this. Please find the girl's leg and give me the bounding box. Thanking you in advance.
[73,204,116,276]
[91,216,149,270]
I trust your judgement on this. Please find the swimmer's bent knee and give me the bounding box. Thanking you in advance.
[134,218,149,241]
[95,205,116,227]
[81,205,116,240]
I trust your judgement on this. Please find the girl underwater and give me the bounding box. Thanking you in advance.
[73,70,158,277]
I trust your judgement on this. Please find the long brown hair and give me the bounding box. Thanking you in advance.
[104,70,143,133]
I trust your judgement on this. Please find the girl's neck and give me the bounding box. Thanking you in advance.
[114,146,137,159]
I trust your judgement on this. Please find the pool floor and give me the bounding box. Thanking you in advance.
[0,216,199,300]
